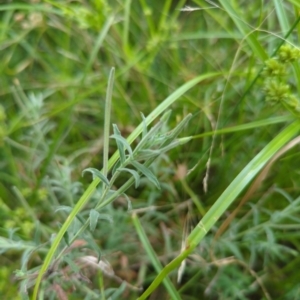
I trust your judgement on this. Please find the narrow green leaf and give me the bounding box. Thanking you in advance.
[123,0,132,54]
[132,213,182,300]
[122,193,132,211]
[55,206,72,213]
[131,161,160,189]
[111,159,121,175]
[0,3,63,14]
[286,0,300,7]
[82,168,110,186]
[63,231,69,246]
[103,67,115,177]
[110,282,127,300]
[110,134,133,157]
[82,17,115,81]
[138,0,155,36]
[193,115,294,139]
[33,179,99,299]
[177,136,193,145]
[219,0,268,61]
[113,124,126,164]
[85,236,102,263]
[158,0,172,31]
[274,0,290,35]
[90,210,113,232]
[141,112,148,138]
[118,168,141,188]
[90,209,100,232]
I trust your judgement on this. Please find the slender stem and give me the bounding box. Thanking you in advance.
[103,68,115,177]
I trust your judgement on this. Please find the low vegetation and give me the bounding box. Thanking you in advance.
[1,1,300,299]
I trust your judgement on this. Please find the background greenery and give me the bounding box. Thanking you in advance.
[1,0,300,299]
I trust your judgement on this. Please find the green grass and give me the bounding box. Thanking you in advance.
[1,1,300,299]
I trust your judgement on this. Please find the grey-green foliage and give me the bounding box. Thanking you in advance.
[104,110,192,191]
[76,111,193,259]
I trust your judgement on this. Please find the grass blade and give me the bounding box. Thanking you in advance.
[123,0,132,55]
[132,213,182,300]
[103,67,115,177]
[188,120,300,246]
[274,0,291,35]
[193,115,294,138]
[219,0,268,61]
[82,16,115,82]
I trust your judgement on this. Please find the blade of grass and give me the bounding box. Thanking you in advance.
[287,0,300,7]
[0,3,63,15]
[218,0,268,61]
[273,0,300,94]
[82,15,115,82]
[122,0,132,56]
[180,178,206,216]
[32,178,99,300]
[103,68,115,177]
[32,72,220,299]
[138,120,300,300]
[274,0,291,35]
[158,0,172,31]
[132,213,181,300]
[138,0,155,37]
[193,115,294,138]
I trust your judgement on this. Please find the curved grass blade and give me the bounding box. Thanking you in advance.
[82,17,115,82]
[112,124,126,164]
[193,115,294,139]
[103,67,115,177]
[137,120,300,300]
[0,3,63,15]
[110,134,133,157]
[132,213,182,300]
